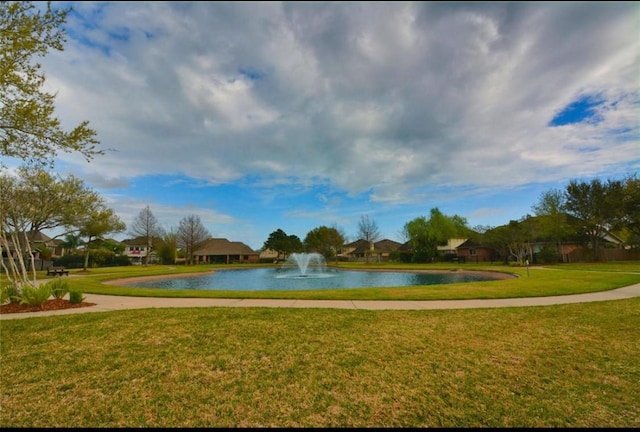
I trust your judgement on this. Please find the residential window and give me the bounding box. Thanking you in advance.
[470,248,476,256]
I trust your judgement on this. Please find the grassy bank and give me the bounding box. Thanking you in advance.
[2,262,639,427]
[2,298,639,427]
[49,261,640,300]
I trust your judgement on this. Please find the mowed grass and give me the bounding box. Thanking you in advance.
[2,261,639,427]
[2,299,639,427]
[40,261,640,300]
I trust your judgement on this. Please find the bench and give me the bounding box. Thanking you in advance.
[47,266,69,276]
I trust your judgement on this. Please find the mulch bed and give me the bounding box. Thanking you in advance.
[0,299,96,314]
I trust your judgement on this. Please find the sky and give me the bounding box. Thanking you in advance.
[5,1,640,250]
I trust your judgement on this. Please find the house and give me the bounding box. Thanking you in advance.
[455,239,500,263]
[0,230,67,270]
[27,231,67,259]
[340,238,403,262]
[456,220,631,264]
[437,238,467,255]
[340,239,369,260]
[193,238,259,264]
[390,239,471,263]
[1,230,66,259]
[122,236,159,265]
[259,248,280,262]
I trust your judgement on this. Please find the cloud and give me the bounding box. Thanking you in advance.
[23,1,638,247]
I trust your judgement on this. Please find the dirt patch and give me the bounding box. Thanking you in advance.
[0,299,96,315]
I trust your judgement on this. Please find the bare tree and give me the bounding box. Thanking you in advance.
[357,214,380,263]
[176,214,211,265]
[129,205,163,265]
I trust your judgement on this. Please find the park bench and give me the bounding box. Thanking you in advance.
[47,266,69,276]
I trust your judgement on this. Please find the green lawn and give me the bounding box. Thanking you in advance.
[53,261,640,300]
[1,262,639,427]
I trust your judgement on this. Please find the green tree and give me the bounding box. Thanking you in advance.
[304,225,345,260]
[1,1,101,166]
[0,171,36,287]
[479,225,507,264]
[157,228,178,265]
[481,218,537,265]
[506,217,536,264]
[563,178,624,261]
[403,208,470,262]
[1,165,99,234]
[101,238,125,255]
[532,188,574,262]
[129,205,164,266]
[60,233,83,251]
[263,229,303,260]
[286,234,304,256]
[617,174,640,247]
[74,205,126,270]
[0,164,102,288]
[176,214,210,265]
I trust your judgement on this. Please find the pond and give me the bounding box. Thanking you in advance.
[125,268,504,292]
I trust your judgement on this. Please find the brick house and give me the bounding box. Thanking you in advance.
[341,238,404,262]
[193,238,259,264]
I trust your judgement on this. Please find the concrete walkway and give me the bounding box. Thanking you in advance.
[2,283,640,320]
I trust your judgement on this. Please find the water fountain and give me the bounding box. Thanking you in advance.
[277,252,332,278]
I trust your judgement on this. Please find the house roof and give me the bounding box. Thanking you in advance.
[343,238,403,254]
[374,239,403,252]
[25,231,53,243]
[344,239,370,250]
[121,236,162,246]
[1,231,63,252]
[193,238,257,256]
[457,239,492,249]
[397,242,413,252]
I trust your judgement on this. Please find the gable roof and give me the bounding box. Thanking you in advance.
[344,239,370,250]
[344,238,403,254]
[25,231,53,243]
[121,236,162,246]
[374,239,403,252]
[193,238,257,256]
[457,238,493,249]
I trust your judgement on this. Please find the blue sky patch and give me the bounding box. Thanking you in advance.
[66,6,113,55]
[108,27,131,43]
[238,67,267,81]
[550,94,605,126]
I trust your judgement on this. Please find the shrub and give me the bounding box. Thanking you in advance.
[39,246,53,261]
[54,251,131,268]
[53,253,85,269]
[411,251,432,263]
[389,250,412,263]
[69,290,85,304]
[1,282,21,304]
[20,284,51,307]
[46,278,70,300]
[536,245,561,264]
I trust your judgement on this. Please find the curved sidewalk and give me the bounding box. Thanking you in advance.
[2,283,640,320]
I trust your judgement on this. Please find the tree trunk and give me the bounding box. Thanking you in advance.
[145,237,151,266]
[83,236,93,270]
